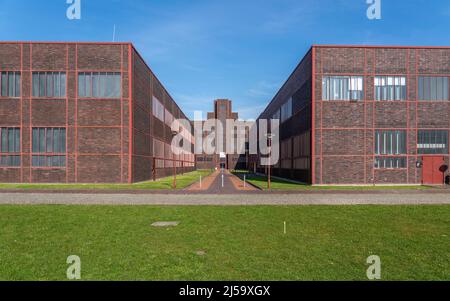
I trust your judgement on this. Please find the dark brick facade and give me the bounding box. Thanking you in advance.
[257,45,450,185]
[0,42,194,184]
[195,99,248,170]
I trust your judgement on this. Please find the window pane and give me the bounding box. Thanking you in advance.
[32,128,39,153]
[99,72,106,97]
[39,129,46,152]
[8,73,14,97]
[61,129,66,153]
[114,73,121,98]
[46,128,53,153]
[47,73,53,97]
[32,73,39,97]
[15,73,20,97]
[85,73,92,97]
[39,73,46,97]
[1,73,7,96]
[1,128,7,152]
[105,73,114,98]
[14,128,20,152]
[54,73,60,97]
[78,73,85,97]
[92,73,99,97]
[53,128,60,153]
[60,73,66,97]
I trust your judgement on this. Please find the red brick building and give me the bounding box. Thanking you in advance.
[0,42,194,184]
[195,99,248,170]
[258,45,450,185]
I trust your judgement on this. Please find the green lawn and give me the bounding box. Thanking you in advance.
[233,171,432,191]
[0,205,448,280]
[0,170,213,190]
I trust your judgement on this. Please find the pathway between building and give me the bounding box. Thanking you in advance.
[187,169,258,193]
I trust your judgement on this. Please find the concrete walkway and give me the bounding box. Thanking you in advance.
[1,192,450,205]
[203,170,258,193]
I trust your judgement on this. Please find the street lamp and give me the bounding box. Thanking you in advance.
[265,133,275,190]
[171,130,178,189]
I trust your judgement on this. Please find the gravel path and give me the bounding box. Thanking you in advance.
[1,193,450,205]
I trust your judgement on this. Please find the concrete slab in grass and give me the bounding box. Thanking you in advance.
[151,221,180,227]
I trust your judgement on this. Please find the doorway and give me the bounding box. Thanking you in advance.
[422,156,446,185]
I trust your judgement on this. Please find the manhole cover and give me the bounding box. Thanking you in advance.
[195,250,207,256]
[151,221,180,227]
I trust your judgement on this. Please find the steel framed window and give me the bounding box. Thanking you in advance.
[0,72,21,97]
[322,76,364,101]
[280,98,293,123]
[374,130,406,169]
[374,157,407,169]
[418,76,449,101]
[152,96,165,122]
[32,72,66,97]
[78,72,121,98]
[374,76,407,101]
[417,130,449,155]
[32,128,66,167]
[0,128,20,167]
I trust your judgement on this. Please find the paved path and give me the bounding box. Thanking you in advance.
[202,170,258,193]
[1,192,450,205]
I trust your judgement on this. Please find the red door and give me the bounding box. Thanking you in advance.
[422,156,446,185]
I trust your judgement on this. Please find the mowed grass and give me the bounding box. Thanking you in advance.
[0,170,213,190]
[0,205,448,280]
[233,172,432,191]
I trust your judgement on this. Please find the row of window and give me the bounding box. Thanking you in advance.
[0,127,66,167]
[322,76,449,101]
[272,75,450,125]
[1,72,122,98]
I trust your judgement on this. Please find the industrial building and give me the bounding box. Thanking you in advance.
[257,45,450,185]
[195,99,248,170]
[0,42,194,184]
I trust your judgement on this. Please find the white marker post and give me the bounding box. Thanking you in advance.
[199,176,202,188]
[284,222,286,235]
[244,174,246,188]
[222,174,224,188]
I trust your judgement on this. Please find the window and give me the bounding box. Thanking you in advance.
[0,72,21,97]
[32,72,66,97]
[374,130,406,169]
[32,128,66,167]
[281,98,293,123]
[272,109,280,121]
[418,76,449,101]
[375,130,406,155]
[375,76,406,101]
[375,157,407,169]
[152,96,165,122]
[322,76,363,101]
[165,109,174,127]
[0,128,20,167]
[417,130,449,154]
[78,72,121,98]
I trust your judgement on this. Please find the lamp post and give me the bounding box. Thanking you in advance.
[265,133,275,190]
[171,130,178,189]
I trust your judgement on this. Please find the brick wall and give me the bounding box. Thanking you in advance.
[314,46,450,185]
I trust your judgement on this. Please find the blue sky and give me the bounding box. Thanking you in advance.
[1,0,450,119]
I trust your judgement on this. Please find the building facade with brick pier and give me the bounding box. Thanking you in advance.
[257,45,450,185]
[0,42,194,184]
